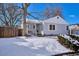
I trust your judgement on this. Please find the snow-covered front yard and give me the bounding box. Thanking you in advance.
[0,36,71,56]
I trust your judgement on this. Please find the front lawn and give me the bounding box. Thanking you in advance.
[0,36,71,56]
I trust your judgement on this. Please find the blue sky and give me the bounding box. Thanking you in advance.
[26,3,79,24]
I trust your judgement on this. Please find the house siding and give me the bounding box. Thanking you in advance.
[42,22,68,35]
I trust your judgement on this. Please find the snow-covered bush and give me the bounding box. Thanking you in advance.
[58,36,79,51]
[70,35,79,41]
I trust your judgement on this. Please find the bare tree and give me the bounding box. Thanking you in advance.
[0,4,23,27]
[45,7,62,19]
[43,4,63,19]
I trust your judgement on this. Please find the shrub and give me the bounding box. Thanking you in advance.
[58,36,79,51]
[70,35,79,41]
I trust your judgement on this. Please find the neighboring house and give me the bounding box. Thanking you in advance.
[25,15,69,36]
[69,24,79,35]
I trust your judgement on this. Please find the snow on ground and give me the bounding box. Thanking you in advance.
[0,36,71,56]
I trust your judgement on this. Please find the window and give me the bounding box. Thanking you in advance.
[26,24,28,28]
[53,25,55,30]
[49,25,55,30]
[33,25,35,29]
[49,25,52,30]
[66,26,69,30]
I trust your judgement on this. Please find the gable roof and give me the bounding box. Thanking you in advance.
[43,16,68,24]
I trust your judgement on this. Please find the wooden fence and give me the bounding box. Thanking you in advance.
[0,27,19,37]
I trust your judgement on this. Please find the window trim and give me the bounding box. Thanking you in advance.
[66,26,69,30]
[49,24,55,31]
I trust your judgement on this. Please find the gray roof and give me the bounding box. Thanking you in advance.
[43,16,69,24]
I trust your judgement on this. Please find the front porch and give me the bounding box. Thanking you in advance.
[26,21,43,36]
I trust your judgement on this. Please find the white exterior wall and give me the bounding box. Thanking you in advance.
[42,22,68,35]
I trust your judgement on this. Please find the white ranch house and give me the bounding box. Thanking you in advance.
[24,15,69,36]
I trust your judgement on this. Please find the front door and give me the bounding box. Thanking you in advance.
[36,24,42,35]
